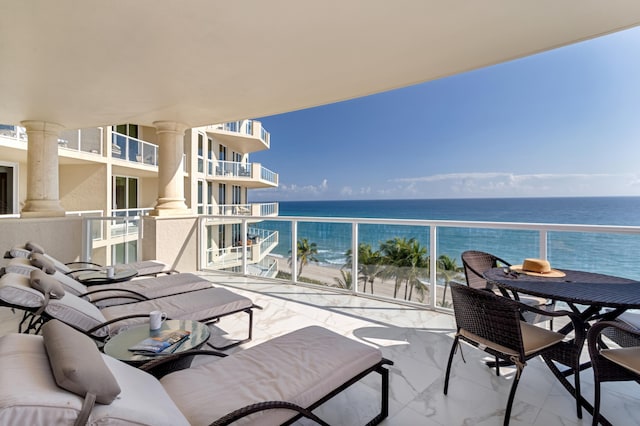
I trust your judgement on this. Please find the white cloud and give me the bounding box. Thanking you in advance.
[386,172,640,199]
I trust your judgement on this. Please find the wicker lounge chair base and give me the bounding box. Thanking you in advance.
[0,321,393,426]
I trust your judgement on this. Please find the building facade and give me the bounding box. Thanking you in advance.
[0,121,279,275]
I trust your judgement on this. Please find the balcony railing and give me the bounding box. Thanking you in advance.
[205,119,270,148]
[214,160,278,185]
[1,125,102,156]
[112,132,158,166]
[216,202,278,216]
[196,215,640,309]
[202,226,279,270]
[58,128,103,155]
[0,125,27,141]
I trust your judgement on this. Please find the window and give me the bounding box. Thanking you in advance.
[207,138,214,175]
[197,180,204,214]
[197,134,204,173]
[0,162,17,215]
[218,183,226,205]
[113,176,138,212]
[232,185,242,204]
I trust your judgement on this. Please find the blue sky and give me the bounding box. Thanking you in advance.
[250,26,640,202]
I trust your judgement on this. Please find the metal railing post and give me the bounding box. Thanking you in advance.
[352,222,358,294]
[429,225,437,308]
[291,220,298,283]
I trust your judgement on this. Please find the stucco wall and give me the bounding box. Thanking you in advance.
[0,216,83,263]
[59,164,107,212]
[142,215,199,272]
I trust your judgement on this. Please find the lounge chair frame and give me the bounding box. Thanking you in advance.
[141,349,393,425]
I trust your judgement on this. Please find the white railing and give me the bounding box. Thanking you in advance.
[0,125,27,142]
[197,215,640,309]
[214,160,252,178]
[81,215,145,263]
[212,161,277,185]
[204,120,270,147]
[58,128,103,155]
[215,202,278,216]
[112,132,158,166]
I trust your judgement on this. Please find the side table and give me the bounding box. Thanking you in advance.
[103,320,210,374]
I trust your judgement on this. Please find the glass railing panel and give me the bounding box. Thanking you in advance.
[434,227,539,308]
[548,231,640,280]
[112,133,126,159]
[357,223,431,303]
[142,142,157,165]
[289,221,352,287]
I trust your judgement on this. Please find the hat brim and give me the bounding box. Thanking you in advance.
[510,265,566,278]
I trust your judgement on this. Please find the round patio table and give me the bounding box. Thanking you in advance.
[484,267,640,426]
[484,267,640,325]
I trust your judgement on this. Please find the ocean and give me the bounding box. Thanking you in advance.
[251,197,640,280]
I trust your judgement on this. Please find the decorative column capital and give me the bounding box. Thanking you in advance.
[20,120,65,136]
[152,121,188,135]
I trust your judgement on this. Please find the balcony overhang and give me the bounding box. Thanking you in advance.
[2,1,640,130]
[206,130,269,154]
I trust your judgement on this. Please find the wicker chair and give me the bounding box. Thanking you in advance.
[444,282,584,426]
[461,250,556,326]
[587,320,640,426]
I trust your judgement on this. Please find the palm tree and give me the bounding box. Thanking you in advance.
[437,254,463,306]
[379,237,429,301]
[345,243,383,294]
[333,268,353,290]
[288,238,319,279]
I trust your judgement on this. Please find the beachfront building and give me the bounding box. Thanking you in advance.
[0,121,279,273]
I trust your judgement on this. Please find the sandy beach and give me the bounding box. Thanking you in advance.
[273,257,440,305]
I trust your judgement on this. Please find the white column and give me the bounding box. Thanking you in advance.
[20,120,65,217]
[150,121,190,216]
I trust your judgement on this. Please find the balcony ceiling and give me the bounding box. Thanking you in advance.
[2,1,640,130]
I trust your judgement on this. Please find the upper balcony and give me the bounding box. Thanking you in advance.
[111,132,158,168]
[204,120,270,154]
[211,160,278,188]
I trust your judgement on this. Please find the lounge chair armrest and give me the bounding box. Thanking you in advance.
[79,288,149,302]
[66,267,101,276]
[86,313,155,336]
[139,349,228,378]
[65,261,104,268]
[210,400,330,426]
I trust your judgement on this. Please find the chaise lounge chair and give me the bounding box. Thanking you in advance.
[0,320,392,425]
[5,256,213,307]
[0,271,256,350]
[6,241,172,277]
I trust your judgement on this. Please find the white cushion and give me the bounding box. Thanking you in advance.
[100,287,252,334]
[161,325,382,425]
[4,257,38,277]
[89,273,212,307]
[45,294,109,337]
[0,333,189,425]
[0,272,45,309]
[5,259,87,297]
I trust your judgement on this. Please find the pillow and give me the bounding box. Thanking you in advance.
[42,319,121,404]
[25,241,46,254]
[30,252,57,275]
[30,269,65,299]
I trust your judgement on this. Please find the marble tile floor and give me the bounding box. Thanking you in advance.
[1,271,638,425]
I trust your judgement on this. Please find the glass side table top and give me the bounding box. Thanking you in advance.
[103,319,211,365]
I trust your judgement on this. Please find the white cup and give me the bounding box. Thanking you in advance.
[149,310,167,330]
[106,266,115,278]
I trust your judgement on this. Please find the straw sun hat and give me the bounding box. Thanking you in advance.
[510,258,565,278]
